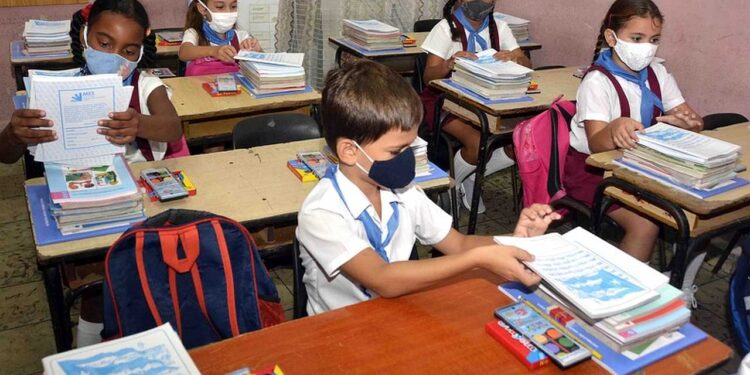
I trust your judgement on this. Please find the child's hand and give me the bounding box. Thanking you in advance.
[656,112,703,132]
[476,245,541,286]
[213,45,238,63]
[609,117,645,150]
[447,51,477,70]
[514,204,561,237]
[493,50,514,62]
[98,108,140,145]
[241,37,262,52]
[8,109,56,145]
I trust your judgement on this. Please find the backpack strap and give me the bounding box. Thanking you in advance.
[211,220,241,337]
[128,70,156,162]
[231,33,240,51]
[135,231,164,326]
[452,16,469,51]
[587,65,630,118]
[488,16,500,51]
[646,66,663,124]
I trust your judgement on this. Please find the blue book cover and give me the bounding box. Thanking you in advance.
[499,282,707,375]
[444,79,533,105]
[44,155,140,206]
[614,158,750,199]
[26,184,142,245]
[414,161,449,183]
[234,73,313,99]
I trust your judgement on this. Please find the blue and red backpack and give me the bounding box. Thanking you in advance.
[102,209,285,349]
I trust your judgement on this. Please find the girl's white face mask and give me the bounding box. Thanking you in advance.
[610,30,659,72]
[198,0,238,33]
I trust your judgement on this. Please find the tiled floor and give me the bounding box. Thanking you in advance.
[0,162,743,374]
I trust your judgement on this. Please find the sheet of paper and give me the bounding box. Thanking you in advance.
[43,324,200,375]
[234,51,304,67]
[638,123,740,164]
[343,19,399,33]
[28,75,131,165]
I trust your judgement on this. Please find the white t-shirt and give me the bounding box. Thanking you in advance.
[421,12,520,60]
[569,62,686,155]
[124,74,169,163]
[181,27,250,46]
[296,168,453,315]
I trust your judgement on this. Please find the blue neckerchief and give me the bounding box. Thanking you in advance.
[453,7,489,53]
[324,166,399,264]
[202,21,236,46]
[594,49,664,127]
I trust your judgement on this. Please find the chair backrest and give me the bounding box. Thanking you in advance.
[702,113,749,131]
[414,19,441,33]
[232,113,322,149]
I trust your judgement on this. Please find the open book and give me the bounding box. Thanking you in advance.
[234,51,304,67]
[495,227,667,319]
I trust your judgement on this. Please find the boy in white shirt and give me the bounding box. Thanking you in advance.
[297,60,560,315]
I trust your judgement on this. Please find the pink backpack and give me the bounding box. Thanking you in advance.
[184,35,241,76]
[513,65,662,208]
[513,98,576,208]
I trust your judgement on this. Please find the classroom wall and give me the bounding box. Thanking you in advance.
[0,0,187,124]
[497,0,750,119]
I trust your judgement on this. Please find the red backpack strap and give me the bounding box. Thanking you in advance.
[128,70,156,162]
[231,33,240,51]
[587,65,630,118]
[451,15,469,51]
[488,16,500,51]
[211,220,241,336]
[647,66,663,124]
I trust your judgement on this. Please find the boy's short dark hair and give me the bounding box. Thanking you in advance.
[322,60,423,155]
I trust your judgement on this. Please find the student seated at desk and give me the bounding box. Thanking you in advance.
[296,60,560,315]
[566,0,704,303]
[1,0,183,167]
[179,0,262,76]
[421,0,531,214]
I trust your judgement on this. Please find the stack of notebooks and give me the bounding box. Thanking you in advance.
[452,49,533,100]
[22,19,71,55]
[614,123,745,198]
[411,136,430,177]
[342,19,402,51]
[235,52,307,96]
[494,13,531,42]
[496,228,704,374]
[43,155,145,236]
[155,31,183,46]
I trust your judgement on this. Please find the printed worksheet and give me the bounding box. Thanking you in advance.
[28,74,131,165]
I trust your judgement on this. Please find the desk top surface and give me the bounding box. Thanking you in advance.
[189,270,731,375]
[27,139,449,262]
[164,75,321,121]
[10,40,178,64]
[430,66,580,117]
[587,122,750,215]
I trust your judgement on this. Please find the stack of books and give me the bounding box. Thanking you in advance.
[453,49,533,100]
[615,123,744,198]
[22,19,71,55]
[496,228,697,363]
[155,31,183,46]
[494,13,531,42]
[342,19,402,51]
[235,52,307,95]
[44,155,145,235]
[411,137,430,177]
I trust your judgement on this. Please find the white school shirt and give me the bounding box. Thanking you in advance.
[296,168,453,315]
[421,12,520,60]
[124,74,169,163]
[569,61,686,155]
[181,27,250,46]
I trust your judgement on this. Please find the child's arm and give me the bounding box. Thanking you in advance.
[584,118,645,152]
[0,109,56,164]
[97,86,182,144]
[423,51,477,84]
[179,42,237,63]
[493,48,531,68]
[341,242,540,298]
[240,37,262,52]
[657,103,703,132]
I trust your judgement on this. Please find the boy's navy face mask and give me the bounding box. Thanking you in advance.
[355,142,416,189]
[461,0,495,21]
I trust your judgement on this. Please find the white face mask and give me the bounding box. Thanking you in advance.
[198,0,238,33]
[611,31,659,72]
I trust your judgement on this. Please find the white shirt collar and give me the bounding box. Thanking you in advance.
[333,168,402,220]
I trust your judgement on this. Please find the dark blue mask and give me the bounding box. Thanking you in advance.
[355,142,415,189]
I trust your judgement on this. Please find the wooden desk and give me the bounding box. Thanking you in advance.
[429,67,580,234]
[586,123,750,287]
[10,41,181,90]
[26,138,451,353]
[165,75,322,145]
[189,270,732,374]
